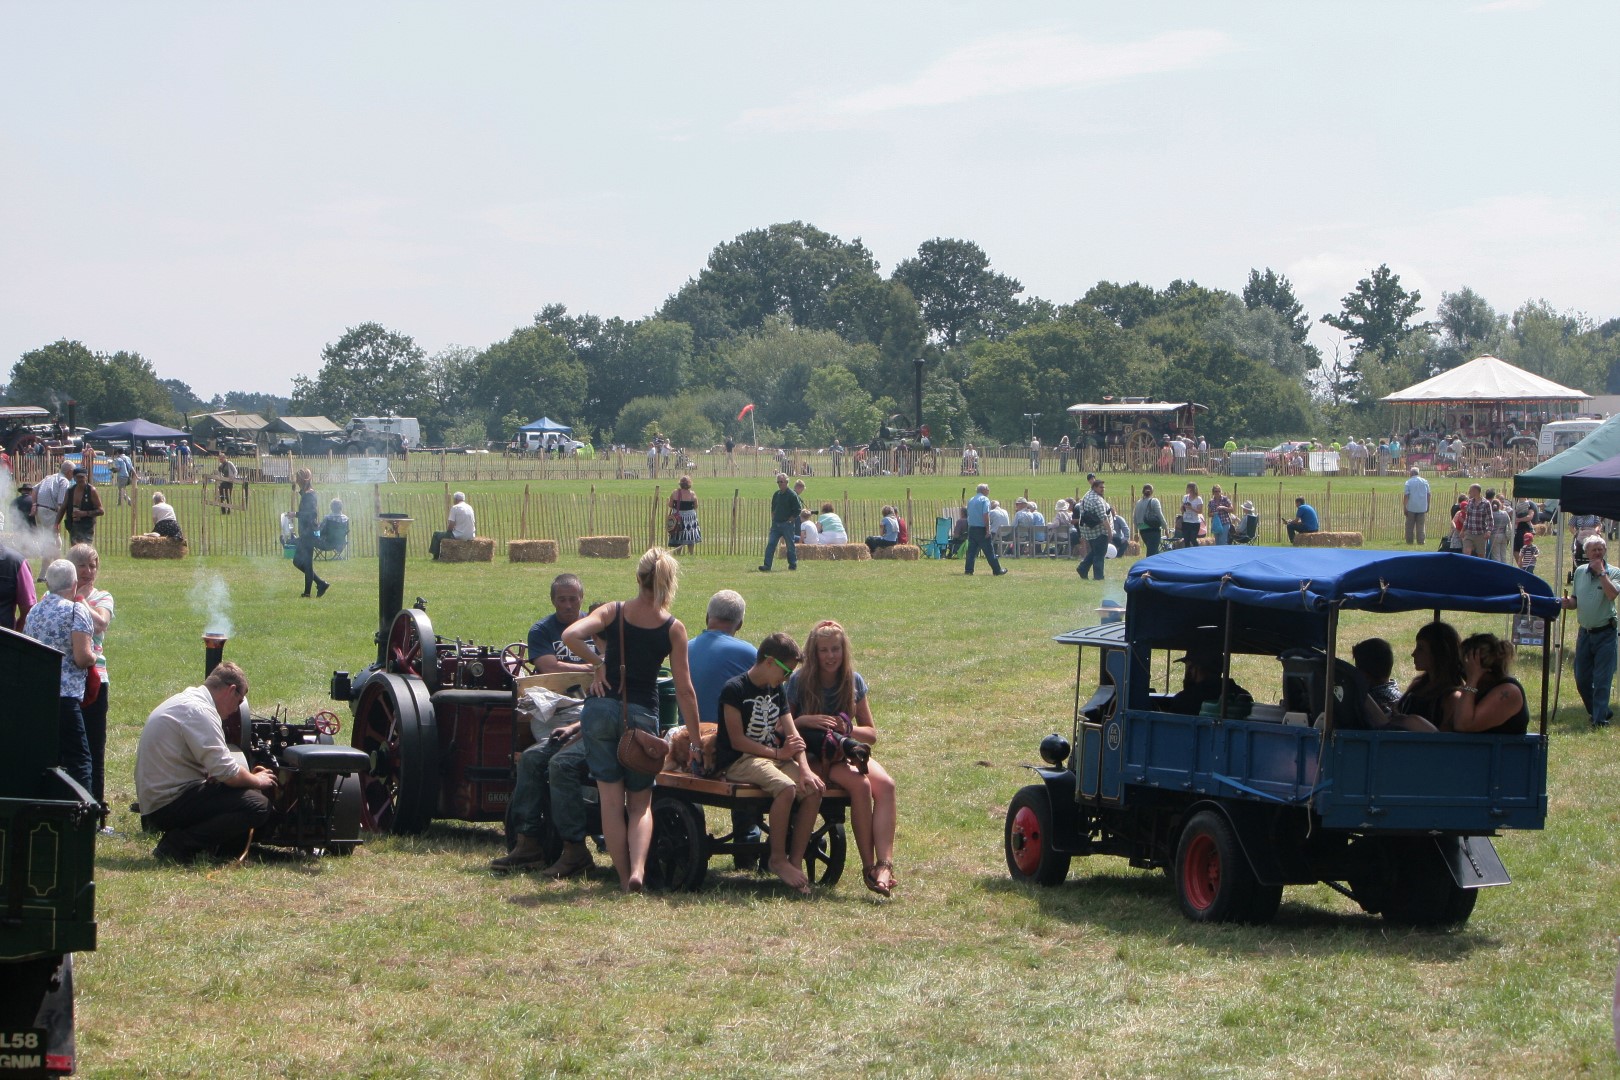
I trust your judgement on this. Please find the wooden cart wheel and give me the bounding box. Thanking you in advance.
[1125,429,1155,456]
[649,794,709,892]
[351,673,439,835]
[385,608,441,691]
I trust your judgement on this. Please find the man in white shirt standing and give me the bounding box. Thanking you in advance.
[1402,466,1431,545]
[135,662,277,864]
[429,491,477,559]
[1170,435,1188,474]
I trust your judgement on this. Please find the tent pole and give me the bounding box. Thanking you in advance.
[1553,511,1567,721]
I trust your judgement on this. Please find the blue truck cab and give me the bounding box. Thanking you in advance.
[1004,547,1560,926]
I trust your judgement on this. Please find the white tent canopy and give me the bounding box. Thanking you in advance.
[1379,355,1590,405]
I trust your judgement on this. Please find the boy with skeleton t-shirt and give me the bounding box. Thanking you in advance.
[716,632,825,895]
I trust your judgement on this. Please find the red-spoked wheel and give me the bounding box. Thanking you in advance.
[385,608,441,691]
[1004,785,1071,886]
[501,643,534,678]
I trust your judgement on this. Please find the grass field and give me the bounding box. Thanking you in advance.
[72,540,1620,1077]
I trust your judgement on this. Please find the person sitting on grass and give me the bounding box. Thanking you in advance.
[716,632,824,895]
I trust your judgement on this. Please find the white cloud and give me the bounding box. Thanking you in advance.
[737,28,1234,131]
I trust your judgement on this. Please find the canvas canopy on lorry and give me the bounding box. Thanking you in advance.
[1124,546,1558,623]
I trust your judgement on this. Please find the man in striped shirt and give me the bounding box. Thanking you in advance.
[1460,484,1491,558]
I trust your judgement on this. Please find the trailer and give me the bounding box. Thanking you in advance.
[1004,547,1560,925]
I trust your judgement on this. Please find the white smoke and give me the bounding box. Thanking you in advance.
[0,461,64,564]
[188,570,233,637]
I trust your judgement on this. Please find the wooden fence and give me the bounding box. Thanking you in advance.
[57,474,1500,562]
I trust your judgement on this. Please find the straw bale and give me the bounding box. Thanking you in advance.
[508,539,559,563]
[439,537,495,562]
[579,536,631,559]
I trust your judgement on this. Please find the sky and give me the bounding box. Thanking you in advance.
[2,1,1617,400]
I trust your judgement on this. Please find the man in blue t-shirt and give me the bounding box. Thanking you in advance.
[1285,497,1320,544]
[686,590,757,765]
[963,482,1007,577]
[526,574,595,674]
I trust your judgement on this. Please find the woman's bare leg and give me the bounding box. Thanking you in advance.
[829,762,875,871]
[624,787,653,892]
[867,760,897,889]
[597,779,630,888]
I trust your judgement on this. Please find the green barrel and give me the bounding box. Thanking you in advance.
[657,670,678,731]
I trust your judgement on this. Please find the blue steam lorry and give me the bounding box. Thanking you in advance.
[1004,547,1560,926]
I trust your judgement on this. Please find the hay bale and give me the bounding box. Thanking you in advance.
[1534,523,1551,536]
[439,537,495,562]
[797,543,870,561]
[1293,531,1363,548]
[871,544,921,561]
[508,539,559,563]
[579,536,631,559]
[130,535,187,559]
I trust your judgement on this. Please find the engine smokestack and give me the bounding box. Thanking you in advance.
[204,632,228,678]
[377,514,412,666]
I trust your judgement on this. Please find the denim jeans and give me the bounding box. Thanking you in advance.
[763,521,798,570]
[580,696,659,791]
[963,524,1002,575]
[509,736,591,841]
[1574,624,1618,725]
[1076,536,1106,580]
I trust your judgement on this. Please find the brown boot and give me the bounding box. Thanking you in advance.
[541,840,594,879]
[489,834,549,872]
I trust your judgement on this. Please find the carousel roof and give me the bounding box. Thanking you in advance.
[1379,355,1589,405]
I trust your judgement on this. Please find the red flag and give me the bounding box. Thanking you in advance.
[737,403,755,420]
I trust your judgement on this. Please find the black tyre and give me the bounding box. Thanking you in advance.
[649,795,709,892]
[1174,810,1281,924]
[1004,784,1072,886]
[351,673,440,835]
[800,818,846,889]
[1353,837,1478,928]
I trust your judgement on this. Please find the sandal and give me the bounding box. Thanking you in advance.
[863,863,892,898]
[874,859,896,893]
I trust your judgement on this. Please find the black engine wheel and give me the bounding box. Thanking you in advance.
[1004,784,1072,886]
[351,673,440,835]
[1174,810,1281,924]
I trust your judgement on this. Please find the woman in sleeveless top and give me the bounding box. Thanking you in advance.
[564,548,700,892]
[784,620,899,897]
[1395,621,1464,729]
[667,475,700,555]
[1450,633,1531,735]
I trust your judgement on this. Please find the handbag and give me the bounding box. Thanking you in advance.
[613,603,670,775]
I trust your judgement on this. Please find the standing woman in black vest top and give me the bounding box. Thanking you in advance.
[293,468,329,598]
[563,548,700,892]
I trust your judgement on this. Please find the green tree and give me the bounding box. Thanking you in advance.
[825,274,927,403]
[657,221,879,350]
[1203,296,1319,379]
[290,323,430,420]
[1434,288,1505,370]
[8,340,175,426]
[892,238,1025,349]
[1242,268,1310,344]
[1321,264,1427,363]
[715,318,879,432]
[473,325,587,438]
[160,378,209,417]
[1077,281,1163,329]
[803,365,882,444]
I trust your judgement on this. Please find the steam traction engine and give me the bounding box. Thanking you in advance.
[205,634,367,856]
[329,515,852,891]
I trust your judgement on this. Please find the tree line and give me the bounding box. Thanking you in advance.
[6,221,1618,445]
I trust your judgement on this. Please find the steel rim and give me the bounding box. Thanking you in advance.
[1182,832,1220,911]
[1011,805,1043,875]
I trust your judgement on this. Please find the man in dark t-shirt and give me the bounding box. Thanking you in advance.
[526,573,596,674]
[760,473,803,572]
[717,633,822,895]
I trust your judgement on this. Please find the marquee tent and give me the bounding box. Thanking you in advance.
[83,418,189,442]
[519,417,573,432]
[1379,355,1589,405]
[1556,455,1620,520]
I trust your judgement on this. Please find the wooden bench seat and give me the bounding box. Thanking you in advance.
[654,770,849,802]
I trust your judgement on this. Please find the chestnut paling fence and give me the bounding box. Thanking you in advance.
[70,478,1500,562]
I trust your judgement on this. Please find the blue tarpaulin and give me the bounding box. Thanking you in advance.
[518,417,572,433]
[1124,546,1560,620]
